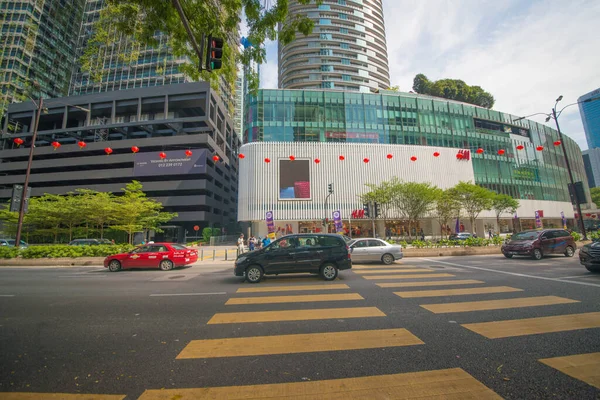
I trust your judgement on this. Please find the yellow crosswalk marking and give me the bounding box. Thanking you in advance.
[363,273,455,280]
[138,368,501,399]
[539,352,600,389]
[395,286,522,298]
[463,312,600,339]
[377,280,485,288]
[177,328,423,359]
[261,276,337,284]
[421,296,579,313]
[226,293,364,305]
[207,307,386,324]
[0,394,125,399]
[237,284,349,293]
[355,269,434,274]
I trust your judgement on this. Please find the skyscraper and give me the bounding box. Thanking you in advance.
[579,87,600,149]
[278,0,390,92]
[0,0,85,118]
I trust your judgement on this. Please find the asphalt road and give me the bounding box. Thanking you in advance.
[1,254,600,399]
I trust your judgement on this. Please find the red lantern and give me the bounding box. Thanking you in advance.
[410,156,417,162]
[77,141,86,149]
[212,155,220,162]
[553,141,561,146]
[456,153,464,159]
[339,155,345,161]
[536,146,544,151]
[104,147,113,155]
[386,154,393,159]
[159,152,167,159]
[185,149,193,157]
[363,157,370,163]
[433,152,440,157]
[498,149,505,155]
[131,146,139,153]
[238,153,245,159]
[289,155,295,161]
[51,141,61,150]
[516,145,525,150]
[13,138,23,146]
[264,158,271,163]
[476,148,484,154]
[314,158,321,164]
[586,213,591,217]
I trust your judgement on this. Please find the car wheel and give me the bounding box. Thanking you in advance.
[503,253,513,259]
[564,246,575,257]
[245,265,263,283]
[108,260,122,272]
[320,263,338,281]
[159,260,174,271]
[532,249,543,260]
[381,253,395,265]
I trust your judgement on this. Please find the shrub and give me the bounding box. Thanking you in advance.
[202,227,212,243]
[19,244,135,259]
[571,231,582,242]
[0,247,20,259]
[589,231,600,241]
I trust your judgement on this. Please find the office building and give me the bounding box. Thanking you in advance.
[583,148,600,188]
[278,0,390,93]
[579,88,600,149]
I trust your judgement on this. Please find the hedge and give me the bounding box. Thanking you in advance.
[0,244,135,259]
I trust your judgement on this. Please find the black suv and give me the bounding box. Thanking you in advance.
[234,234,352,283]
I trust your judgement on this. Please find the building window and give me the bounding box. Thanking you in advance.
[321,65,333,72]
[340,43,349,49]
[339,13,347,19]
[342,58,350,65]
[320,33,332,40]
[320,18,331,25]
[340,28,348,34]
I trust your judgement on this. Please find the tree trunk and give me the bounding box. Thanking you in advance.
[100,224,104,239]
[470,217,476,236]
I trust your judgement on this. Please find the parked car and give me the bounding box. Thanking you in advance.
[579,241,600,272]
[348,238,402,264]
[449,232,475,240]
[69,239,112,246]
[104,243,198,272]
[234,234,352,283]
[501,229,575,260]
[0,239,28,249]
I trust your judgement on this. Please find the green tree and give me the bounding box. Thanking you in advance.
[393,182,440,239]
[590,187,600,207]
[433,189,460,239]
[360,178,397,225]
[412,73,430,94]
[76,189,118,239]
[25,195,65,243]
[450,182,494,236]
[491,193,520,232]
[411,73,495,108]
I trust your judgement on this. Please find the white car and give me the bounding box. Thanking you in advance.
[349,238,403,264]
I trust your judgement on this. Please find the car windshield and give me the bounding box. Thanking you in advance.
[512,231,541,240]
[170,244,187,250]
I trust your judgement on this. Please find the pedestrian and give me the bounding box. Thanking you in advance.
[488,229,493,239]
[262,236,271,248]
[249,235,256,251]
[237,234,245,255]
[386,227,391,241]
[111,239,115,244]
[420,228,425,241]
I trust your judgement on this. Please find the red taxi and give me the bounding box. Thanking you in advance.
[104,243,198,272]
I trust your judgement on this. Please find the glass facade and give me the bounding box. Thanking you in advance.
[245,89,589,203]
[579,88,600,149]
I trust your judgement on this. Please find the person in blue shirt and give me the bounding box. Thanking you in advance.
[262,237,271,248]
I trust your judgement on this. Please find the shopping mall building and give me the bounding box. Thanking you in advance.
[238,89,592,238]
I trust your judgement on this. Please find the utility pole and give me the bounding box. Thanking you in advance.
[171,0,205,70]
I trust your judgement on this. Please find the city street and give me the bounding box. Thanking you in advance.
[1,254,600,399]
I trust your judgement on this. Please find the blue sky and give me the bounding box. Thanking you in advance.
[255,0,600,150]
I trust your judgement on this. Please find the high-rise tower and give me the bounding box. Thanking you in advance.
[278,0,390,93]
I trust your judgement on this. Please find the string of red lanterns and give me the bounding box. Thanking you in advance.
[13,138,23,146]
[131,146,139,153]
[105,147,113,155]
[78,141,86,149]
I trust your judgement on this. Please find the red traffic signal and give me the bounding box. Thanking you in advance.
[206,35,224,71]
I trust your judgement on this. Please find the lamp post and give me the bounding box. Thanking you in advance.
[514,95,600,240]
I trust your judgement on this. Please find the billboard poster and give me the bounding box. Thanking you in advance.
[561,211,567,229]
[333,210,343,234]
[279,159,311,200]
[535,210,543,229]
[266,211,276,240]
[133,149,207,177]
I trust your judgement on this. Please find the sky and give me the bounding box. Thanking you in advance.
[255,0,600,151]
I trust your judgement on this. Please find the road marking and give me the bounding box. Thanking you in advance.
[352,265,419,269]
[419,257,600,288]
[58,275,107,278]
[377,280,485,288]
[0,294,15,297]
[558,275,599,280]
[539,352,600,389]
[395,286,522,298]
[149,292,227,297]
[261,276,339,284]
[226,293,364,305]
[137,367,501,399]
[421,296,579,313]
[237,284,349,293]
[354,269,434,274]
[462,312,600,339]
[363,273,455,280]
[177,328,423,359]
[0,393,125,399]
[207,307,386,324]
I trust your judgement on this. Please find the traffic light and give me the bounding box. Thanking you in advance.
[328,183,334,194]
[374,202,380,218]
[10,185,30,213]
[205,35,224,71]
[363,203,370,218]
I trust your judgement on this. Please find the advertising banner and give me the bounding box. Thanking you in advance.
[266,211,276,240]
[561,211,567,229]
[535,210,543,229]
[279,159,311,200]
[333,210,343,234]
[133,149,207,177]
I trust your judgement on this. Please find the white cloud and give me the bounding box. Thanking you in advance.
[259,40,279,90]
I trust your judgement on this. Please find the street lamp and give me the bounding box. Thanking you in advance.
[514,95,600,240]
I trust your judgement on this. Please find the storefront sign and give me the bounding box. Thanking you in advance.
[333,210,343,234]
[266,211,276,239]
[561,211,567,229]
[535,210,543,229]
[133,149,207,177]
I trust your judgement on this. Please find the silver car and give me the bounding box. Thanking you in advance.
[349,238,403,264]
